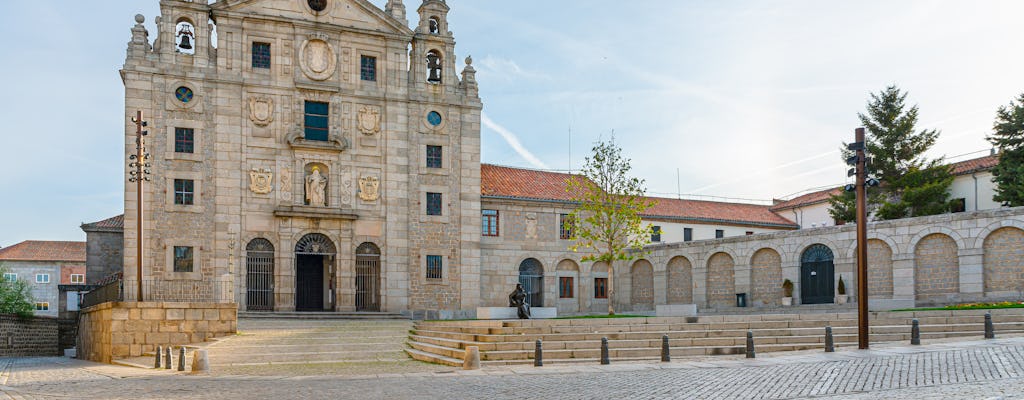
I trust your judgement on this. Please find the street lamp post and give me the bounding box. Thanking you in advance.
[129,111,150,301]
[845,127,878,349]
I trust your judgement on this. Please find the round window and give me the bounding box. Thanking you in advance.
[175,86,194,103]
[427,111,443,127]
[308,0,327,12]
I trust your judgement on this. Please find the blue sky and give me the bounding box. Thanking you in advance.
[1,0,1023,246]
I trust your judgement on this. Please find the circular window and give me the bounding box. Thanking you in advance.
[175,86,194,103]
[427,111,443,127]
[308,0,327,12]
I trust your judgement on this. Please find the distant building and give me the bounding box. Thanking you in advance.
[80,215,124,285]
[0,241,86,317]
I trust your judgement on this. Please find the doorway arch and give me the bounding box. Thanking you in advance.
[245,238,275,311]
[355,242,381,312]
[800,244,835,304]
[518,258,544,308]
[294,233,336,311]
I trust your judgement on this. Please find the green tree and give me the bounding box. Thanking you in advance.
[829,85,954,221]
[0,267,35,318]
[988,93,1024,207]
[566,138,656,315]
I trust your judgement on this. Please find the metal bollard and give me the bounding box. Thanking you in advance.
[164,346,172,369]
[825,326,835,353]
[534,339,543,367]
[746,330,755,359]
[661,335,670,362]
[178,347,186,371]
[600,337,610,365]
[154,346,162,368]
[985,312,995,339]
[911,319,921,345]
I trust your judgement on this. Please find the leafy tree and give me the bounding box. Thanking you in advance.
[988,93,1024,207]
[829,85,954,221]
[0,267,35,318]
[566,138,656,315]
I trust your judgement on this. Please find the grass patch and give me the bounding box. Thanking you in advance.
[892,301,1024,312]
[554,314,647,319]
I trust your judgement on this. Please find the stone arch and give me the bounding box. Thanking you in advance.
[750,248,783,307]
[426,49,444,83]
[706,252,736,308]
[793,239,842,265]
[174,18,197,54]
[865,239,894,298]
[914,233,960,302]
[908,226,968,253]
[518,258,544,307]
[354,242,382,312]
[845,232,901,259]
[974,219,1024,249]
[800,244,836,304]
[983,227,1024,296]
[555,259,581,314]
[245,238,275,311]
[666,256,693,304]
[589,262,610,313]
[630,259,655,311]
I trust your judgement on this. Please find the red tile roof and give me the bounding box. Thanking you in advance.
[770,188,842,211]
[481,164,583,202]
[81,214,124,231]
[950,154,998,175]
[644,197,797,228]
[0,241,86,263]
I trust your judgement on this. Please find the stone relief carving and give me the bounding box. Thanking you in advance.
[341,176,353,206]
[279,167,292,201]
[357,106,381,135]
[299,36,336,81]
[305,166,328,206]
[248,96,274,126]
[249,168,274,194]
[525,213,538,239]
[358,176,380,201]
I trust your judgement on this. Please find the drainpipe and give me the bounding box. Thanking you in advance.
[792,209,801,229]
[972,173,978,211]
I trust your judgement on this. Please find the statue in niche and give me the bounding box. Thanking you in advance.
[305,166,328,206]
[508,283,530,319]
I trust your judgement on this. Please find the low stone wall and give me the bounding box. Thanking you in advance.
[78,302,237,363]
[0,314,59,357]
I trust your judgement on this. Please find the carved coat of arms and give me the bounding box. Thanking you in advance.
[299,37,336,81]
[358,176,380,201]
[249,97,274,126]
[249,168,274,194]
[357,106,381,135]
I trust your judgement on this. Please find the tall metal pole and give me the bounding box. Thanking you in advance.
[855,127,869,349]
[130,111,149,302]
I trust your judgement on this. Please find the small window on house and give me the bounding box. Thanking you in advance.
[70,274,85,284]
[360,55,377,81]
[2,273,16,282]
[304,101,330,141]
[173,246,194,273]
[651,226,662,242]
[426,192,442,216]
[35,302,50,311]
[559,214,575,240]
[175,128,194,153]
[252,42,271,69]
[426,145,442,168]
[426,255,443,280]
[594,278,608,299]
[482,209,499,237]
[951,198,967,213]
[174,179,195,205]
[35,274,50,284]
[683,228,693,242]
[746,231,754,236]
[715,229,725,239]
[559,277,574,298]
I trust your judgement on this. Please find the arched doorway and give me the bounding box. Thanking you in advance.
[518,258,544,308]
[245,238,275,311]
[294,233,336,311]
[800,244,835,304]
[355,242,381,312]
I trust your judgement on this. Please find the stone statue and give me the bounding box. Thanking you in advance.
[305,166,328,206]
[508,283,530,319]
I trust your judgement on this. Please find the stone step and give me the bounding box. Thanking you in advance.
[408,340,466,360]
[238,311,408,320]
[209,348,410,364]
[404,348,463,367]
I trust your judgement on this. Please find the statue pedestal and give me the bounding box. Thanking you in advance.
[476,307,557,320]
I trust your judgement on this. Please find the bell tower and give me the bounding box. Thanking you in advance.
[410,0,456,89]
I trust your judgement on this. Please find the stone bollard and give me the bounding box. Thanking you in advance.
[154,346,162,369]
[191,349,210,374]
[463,346,481,370]
[178,347,186,371]
[746,331,755,359]
[534,339,543,367]
[825,326,835,353]
[600,337,610,365]
[661,335,670,362]
[164,346,172,369]
[985,312,995,339]
[911,319,921,345]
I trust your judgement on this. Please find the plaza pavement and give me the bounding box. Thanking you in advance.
[3,334,1024,399]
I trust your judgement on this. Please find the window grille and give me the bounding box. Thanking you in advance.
[426,192,442,216]
[426,255,443,280]
[426,145,442,168]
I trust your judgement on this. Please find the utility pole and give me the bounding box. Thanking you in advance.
[846,127,876,349]
[129,111,150,301]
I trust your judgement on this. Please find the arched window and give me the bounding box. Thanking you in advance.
[355,243,381,311]
[245,238,275,311]
[175,20,196,54]
[426,50,442,84]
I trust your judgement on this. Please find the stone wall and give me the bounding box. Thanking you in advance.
[78,302,236,363]
[83,229,123,284]
[0,315,59,357]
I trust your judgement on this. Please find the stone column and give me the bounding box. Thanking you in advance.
[958,248,984,299]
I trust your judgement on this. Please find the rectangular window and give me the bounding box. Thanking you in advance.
[35,274,50,284]
[173,246,194,273]
[683,228,693,242]
[594,278,608,299]
[559,214,575,240]
[360,55,377,81]
[2,273,15,282]
[746,231,754,236]
[426,192,443,216]
[35,302,49,311]
[426,145,443,168]
[67,292,80,312]
[651,226,662,242]
[70,274,85,284]
[559,277,574,298]
[951,198,967,213]
[174,179,195,205]
[252,42,271,69]
[715,229,725,239]
[482,209,499,237]
[174,127,194,153]
[426,255,443,280]
[304,101,330,141]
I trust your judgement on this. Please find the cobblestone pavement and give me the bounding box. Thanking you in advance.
[3,337,1024,399]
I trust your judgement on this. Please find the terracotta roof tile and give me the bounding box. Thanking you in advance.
[770,188,842,211]
[950,154,999,175]
[81,214,124,231]
[644,197,797,228]
[0,241,86,263]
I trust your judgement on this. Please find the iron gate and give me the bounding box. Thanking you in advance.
[245,238,275,311]
[518,258,544,307]
[355,243,381,312]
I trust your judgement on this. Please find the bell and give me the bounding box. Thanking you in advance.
[428,67,441,83]
[178,35,193,50]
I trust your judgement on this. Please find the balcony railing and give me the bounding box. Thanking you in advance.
[81,278,234,308]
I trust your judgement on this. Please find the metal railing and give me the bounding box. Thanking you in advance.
[82,278,234,307]
[81,279,124,308]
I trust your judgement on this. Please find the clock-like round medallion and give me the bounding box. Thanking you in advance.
[175,86,194,103]
[308,0,327,12]
[427,111,442,127]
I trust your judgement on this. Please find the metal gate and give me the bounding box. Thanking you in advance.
[518,258,544,307]
[294,233,336,311]
[355,242,381,312]
[245,238,275,311]
[800,244,835,304]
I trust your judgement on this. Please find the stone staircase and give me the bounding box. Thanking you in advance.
[405,308,1024,366]
[237,311,407,320]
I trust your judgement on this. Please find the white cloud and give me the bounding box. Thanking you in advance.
[481,112,550,169]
